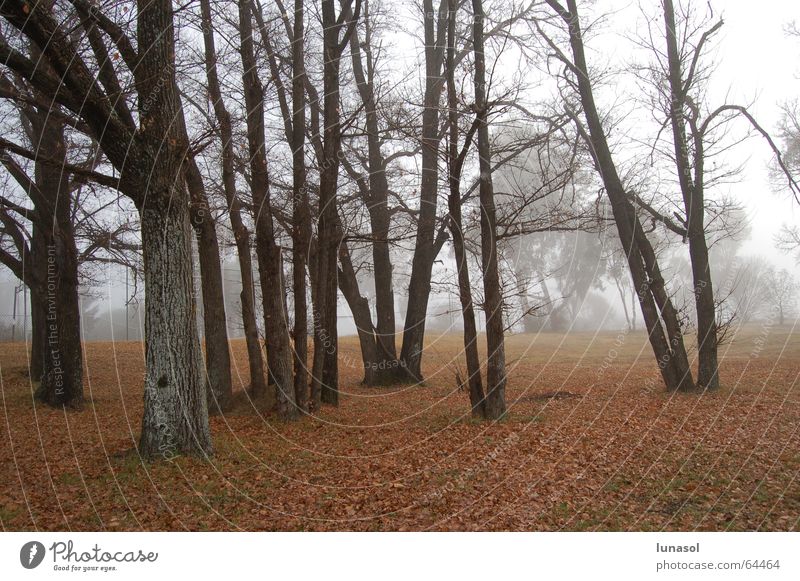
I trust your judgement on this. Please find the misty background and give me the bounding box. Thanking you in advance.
[1,0,798,343]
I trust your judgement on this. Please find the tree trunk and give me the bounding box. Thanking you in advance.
[186,159,233,413]
[663,0,719,390]
[315,0,359,405]
[337,243,379,385]
[633,225,695,391]
[138,199,212,459]
[291,0,310,411]
[39,230,83,409]
[238,0,297,418]
[446,0,485,418]
[349,18,400,383]
[472,0,506,419]
[550,0,695,392]
[32,114,83,409]
[199,0,267,399]
[399,0,448,383]
[136,0,213,459]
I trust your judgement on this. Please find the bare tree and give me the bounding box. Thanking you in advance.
[398,0,449,383]
[0,0,213,458]
[199,0,268,403]
[345,0,403,384]
[311,0,362,406]
[0,81,83,408]
[237,0,298,418]
[762,267,797,326]
[445,0,484,417]
[471,0,506,418]
[539,0,696,392]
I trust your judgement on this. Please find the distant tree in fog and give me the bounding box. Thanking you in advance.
[762,268,797,326]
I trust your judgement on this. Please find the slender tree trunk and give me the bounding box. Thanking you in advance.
[663,0,719,390]
[472,0,506,419]
[399,0,448,383]
[549,0,695,392]
[446,0,485,418]
[238,0,297,418]
[349,17,400,383]
[634,225,695,391]
[338,243,378,385]
[291,0,310,411]
[186,159,233,413]
[199,0,267,399]
[614,278,631,330]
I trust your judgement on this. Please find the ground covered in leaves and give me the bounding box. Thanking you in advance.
[1,326,798,531]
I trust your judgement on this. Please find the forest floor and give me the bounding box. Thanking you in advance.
[1,326,798,531]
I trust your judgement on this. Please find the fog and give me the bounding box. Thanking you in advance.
[1,0,799,343]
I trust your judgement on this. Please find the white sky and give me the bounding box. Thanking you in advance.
[603,0,800,267]
[713,0,800,266]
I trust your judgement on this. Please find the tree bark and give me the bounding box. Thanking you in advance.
[446,0,485,418]
[29,111,83,408]
[185,159,233,413]
[136,0,212,458]
[399,0,448,383]
[472,0,506,419]
[238,0,297,418]
[314,0,361,405]
[199,0,267,399]
[663,0,719,390]
[138,198,212,459]
[291,0,311,411]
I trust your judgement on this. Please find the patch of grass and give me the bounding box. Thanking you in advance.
[0,503,22,524]
[56,472,83,486]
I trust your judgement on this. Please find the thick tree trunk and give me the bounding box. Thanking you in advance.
[399,0,448,383]
[32,116,83,409]
[137,0,213,459]
[186,160,233,413]
[199,0,267,399]
[39,230,83,408]
[138,200,212,459]
[472,0,506,419]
